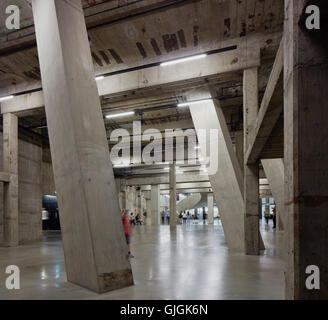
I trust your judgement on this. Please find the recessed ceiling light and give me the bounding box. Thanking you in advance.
[0,95,14,102]
[106,111,135,119]
[160,54,207,67]
[177,99,212,108]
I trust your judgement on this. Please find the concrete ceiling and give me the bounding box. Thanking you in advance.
[0,0,284,183]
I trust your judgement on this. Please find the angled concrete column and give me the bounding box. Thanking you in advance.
[187,88,248,251]
[151,185,160,225]
[207,193,214,224]
[2,113,19,247]
[284,0,328,299]
[261,159,285,231]
[32,0,133,293]
[235,131,244,175]
[169,163,177,228]
[243,68,261,255]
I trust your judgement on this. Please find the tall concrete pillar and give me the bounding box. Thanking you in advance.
[32,0,133,293]
[284,0,328,299]
[151,185,160,225]
[187,88,250,251]
[261,159,285,231]
[207,193,214,224]
[169,163,177,228]
[243,67,261,255]
[2,113,19,247]
[136,188,142,215]
[146,198,151,225]
[235,131,244,175]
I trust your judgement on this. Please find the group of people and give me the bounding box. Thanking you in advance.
[129,212,146,226]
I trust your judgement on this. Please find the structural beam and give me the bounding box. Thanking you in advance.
[2,113,19,247]
[1,39,261,116]
[246,39,284,164]
[151,185,160,225]
[207,193,214,225]
[186,87,246,251]
[32,0,133,293]
[243,67,261,255]
[169,163,177,228]
[284,0,328,299]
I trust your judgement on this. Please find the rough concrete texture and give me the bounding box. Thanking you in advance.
[0,133,42,244]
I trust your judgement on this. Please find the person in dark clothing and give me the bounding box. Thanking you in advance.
[272,203,277,229]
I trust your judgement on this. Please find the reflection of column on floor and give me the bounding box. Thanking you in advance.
[32,0,133,293]
[284,0,328,300]
[151,185,160,225]
[207,193,214,224]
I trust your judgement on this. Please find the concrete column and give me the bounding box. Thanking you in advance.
[151,185,160,225]
[2,113,19,247]
[136,188,142,215]
[261,159,285,231]
[207,193,214,224]
[146,198,151,225]
[284,0,328,299]
[243,67,260,255]
[235,131,244,175]
[32,0,133,293]
[169,163,177,228]
[187,88,252,251]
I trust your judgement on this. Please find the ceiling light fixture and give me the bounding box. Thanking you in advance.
[105,111,135,119]
[177,99,212,108]
[160,54,207,67]
[0,95,14,102]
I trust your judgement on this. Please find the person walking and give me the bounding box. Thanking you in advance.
[183,211,187,224]
[122,209,134,258]
[166,210,170,225]
[272,203,277,229]
[161,211,165,224]
[264,208,270,225]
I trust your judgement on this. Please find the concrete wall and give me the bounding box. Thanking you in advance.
[0,133,43,244]
[42,160,55,196]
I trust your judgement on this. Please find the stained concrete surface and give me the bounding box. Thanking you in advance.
[0,220,284,300]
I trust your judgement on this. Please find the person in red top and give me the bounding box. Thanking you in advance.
[122,209,134,258]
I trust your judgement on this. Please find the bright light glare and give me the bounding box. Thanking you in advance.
[0,95,14,102]
[95,76,104,81]
[178,99,212,108]
[160,54,207,67]
[106,111,135,119]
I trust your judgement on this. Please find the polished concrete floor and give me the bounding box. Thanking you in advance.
[0,220,285,300]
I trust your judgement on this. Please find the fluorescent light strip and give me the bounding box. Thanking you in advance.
[106,111,135,119]
[0,95,14,102]
[160,54,207,67]
[178,99,212,108]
